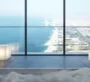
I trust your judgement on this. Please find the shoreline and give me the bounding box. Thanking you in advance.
[44,27,60,52]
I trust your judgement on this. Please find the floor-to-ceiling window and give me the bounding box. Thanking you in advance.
[0,0,25,55]
[0,0,89,56]
[66,0,90,55]
[27,0,63,55]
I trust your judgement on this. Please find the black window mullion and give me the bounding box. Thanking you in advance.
[63,0,66,55]
[25,0,27,56]
[24,0,66,56]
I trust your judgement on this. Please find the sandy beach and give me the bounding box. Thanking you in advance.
[44,27,63,52]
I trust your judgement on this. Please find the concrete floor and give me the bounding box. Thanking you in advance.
[0,56,89,68]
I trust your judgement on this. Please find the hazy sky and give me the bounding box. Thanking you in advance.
[0,0,90,25]
[66,0,90,26]
[0,0,24,16]
[0,0,63,17]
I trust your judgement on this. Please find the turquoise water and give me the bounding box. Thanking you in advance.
[0,17,54,52]
[27,27,54,52]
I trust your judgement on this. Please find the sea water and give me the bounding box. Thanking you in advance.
[0,17,54,52]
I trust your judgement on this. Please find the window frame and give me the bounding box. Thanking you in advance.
[12,0,88,56]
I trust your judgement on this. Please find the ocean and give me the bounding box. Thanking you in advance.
[0,17,54,52]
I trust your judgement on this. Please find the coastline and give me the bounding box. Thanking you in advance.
[44,27,60,52]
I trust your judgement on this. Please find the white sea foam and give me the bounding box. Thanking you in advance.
[1,68,90,82]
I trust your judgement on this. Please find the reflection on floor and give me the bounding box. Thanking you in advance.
[0,56,89,68]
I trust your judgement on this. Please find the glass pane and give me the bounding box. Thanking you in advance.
[0,27,24,54]
[27,0,63,54]
[27,0,63,26]
[0,0,24,55]
[66,0,90,55]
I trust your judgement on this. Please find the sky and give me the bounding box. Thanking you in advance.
[0,0,90,26]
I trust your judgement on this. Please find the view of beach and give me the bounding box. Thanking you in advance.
[43,19,90,54]
[0,0,90,54]
[0,18,90,54]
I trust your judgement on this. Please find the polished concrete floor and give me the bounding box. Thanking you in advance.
[0,56,89,68]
